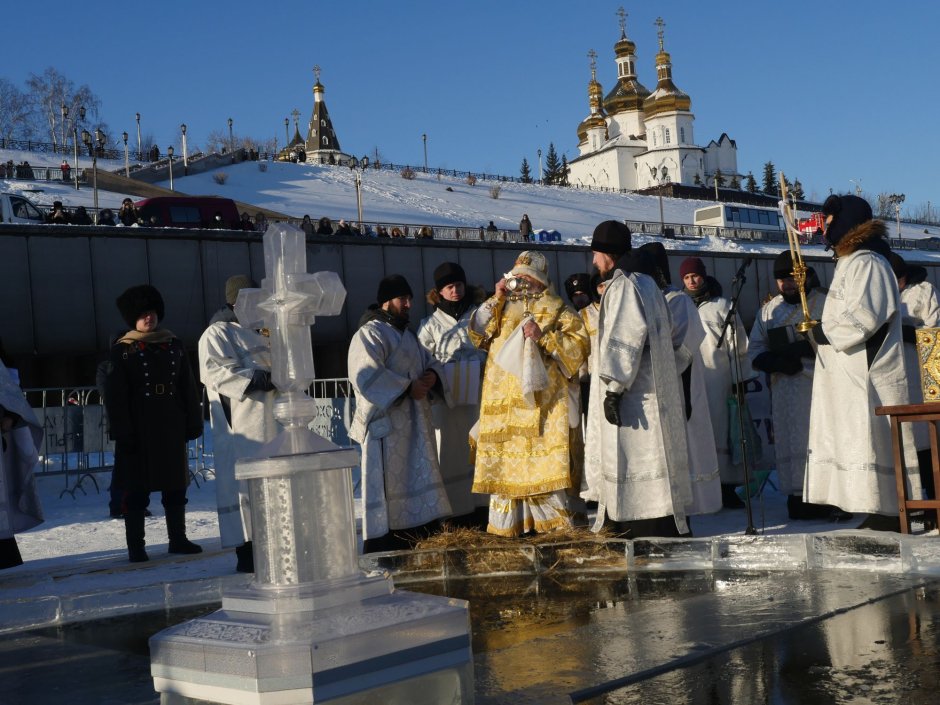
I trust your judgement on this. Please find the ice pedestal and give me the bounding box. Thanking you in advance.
[150,427,473,705]
[148,224,473,704]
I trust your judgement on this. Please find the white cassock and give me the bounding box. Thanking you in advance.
[198,319,279,547]
[696,294,755,484]
[347,316,452,541]
[585,270,691,531]
[665,288,722,515]
[0,362,43,541]
[900,278,940,450]
[747,289,826,495]
[805,248,920,514]
[417,305,488,517]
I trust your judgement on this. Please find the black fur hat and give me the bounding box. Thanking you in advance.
[116,284,165,328]
[773,251,794,279]
[822,194,873,247]
[376,274,412,304]
[591,220,632,257]
[564,272,591,300]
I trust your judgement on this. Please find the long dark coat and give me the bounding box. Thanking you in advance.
[105,336,203,492]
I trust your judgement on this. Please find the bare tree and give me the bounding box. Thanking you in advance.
[0,79,32,141]
[24,68,103,151]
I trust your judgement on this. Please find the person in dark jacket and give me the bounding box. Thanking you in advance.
[519,214,533,242]
[105,285,204,562]
[118,198,139,227]
[316,216,333,235]
[71,206,92,225]
[98,209,116,226]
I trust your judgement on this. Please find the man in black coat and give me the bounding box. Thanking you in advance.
[105,285,204,562]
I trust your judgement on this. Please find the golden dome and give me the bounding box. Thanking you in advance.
[613,35,636,57]
[577,114,608,145]
[603,78,650,115]
[643,50,691,118]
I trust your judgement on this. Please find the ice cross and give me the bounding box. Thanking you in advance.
[234,223,345,427]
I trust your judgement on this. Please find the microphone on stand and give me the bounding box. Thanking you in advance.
[732,256,754,283]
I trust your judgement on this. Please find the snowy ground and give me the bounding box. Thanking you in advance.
[4,146,940,262]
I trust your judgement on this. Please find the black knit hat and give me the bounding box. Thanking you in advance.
[888,252,908,280]
[376,274,413,304]
[433,262,466,291]
[638,242,671,284]
[116,284,165,328]
[591,220,632,256]
[564,273,590,300]
[773,251,794,279]
[822,194,873,247]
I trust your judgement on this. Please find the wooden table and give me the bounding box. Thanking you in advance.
[875,402,940,534]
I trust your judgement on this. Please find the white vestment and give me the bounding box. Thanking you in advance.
[347,317,452,541]
[198,320,279,547]
[695,294,755,483]
[417,305,488,516]
[805,250,920,514]
[585,270,691,530]
[0,362,43,540]
[665,288,721,515]
[747,289,826,495]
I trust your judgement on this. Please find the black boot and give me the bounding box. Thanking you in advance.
[165,503,203,554]
[235,541,254,573]
[124,510,149,563]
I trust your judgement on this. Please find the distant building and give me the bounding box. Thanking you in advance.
[567,14,740,192]
[304,66,353,166]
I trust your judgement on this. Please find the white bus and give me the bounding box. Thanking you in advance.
[693,204,784,231]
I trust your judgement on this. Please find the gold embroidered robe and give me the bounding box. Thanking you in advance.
[469,292,588,498]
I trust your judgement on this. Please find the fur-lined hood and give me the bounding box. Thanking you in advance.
[833,219,890,259]
[426,284,487,307]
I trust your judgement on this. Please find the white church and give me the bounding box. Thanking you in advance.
[567,12,740,191]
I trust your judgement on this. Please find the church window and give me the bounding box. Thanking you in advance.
[665,128,671,144]
[320,119,326,127]
[322,136,328,145]
[618,62,624,77]
[680,127,685,143]
[652,132,657,146]
[628,60,634,75]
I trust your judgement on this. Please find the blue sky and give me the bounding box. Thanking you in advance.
[7,1,939,211]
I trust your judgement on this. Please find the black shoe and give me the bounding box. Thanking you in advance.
[235,541,254,573]
[721,484,745,509]
[857,513,901,532]
[128,546,149,563]
[787,495,836,520]
[168,538,203,555]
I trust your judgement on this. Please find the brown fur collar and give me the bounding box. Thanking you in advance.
[833,219,888,258]
[426,285,487,307]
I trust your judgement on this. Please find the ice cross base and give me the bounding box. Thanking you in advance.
[149,223,474,705]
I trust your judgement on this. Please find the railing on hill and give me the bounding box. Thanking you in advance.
[1,165,87,182]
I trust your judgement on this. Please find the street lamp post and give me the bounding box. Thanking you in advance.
[537,148,542,184]
[284,118,290,156]
[135,112,141,162]
[81,127,104,224]
[181,123,188,175]
[228,117,234,162]
[422,133,427,173]
[123,131,129,177]
[60,103,68,155]
[351,156,369,226]
[888,193,905,238]
[167,146,175,191]
[650,165,668,235]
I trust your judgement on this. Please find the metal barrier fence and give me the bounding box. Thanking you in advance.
[26,378,356,499]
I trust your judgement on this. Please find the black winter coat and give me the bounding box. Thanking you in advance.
[105,336,203,492]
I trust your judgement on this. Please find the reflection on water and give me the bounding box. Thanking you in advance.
[2,573,939,704]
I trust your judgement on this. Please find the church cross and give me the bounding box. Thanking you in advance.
[655,17,666,51]
[616,6,627,37]
[587,49,598,78]
[291,108,301,130]
[313,64,321,84]
[234,225,345,414]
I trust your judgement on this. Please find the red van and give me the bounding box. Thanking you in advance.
[134,196,242,229]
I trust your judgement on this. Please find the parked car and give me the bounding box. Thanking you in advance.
[134,196,242,229]
[0,192,46,224]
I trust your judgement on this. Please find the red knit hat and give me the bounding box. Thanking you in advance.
[679,257,706,280]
